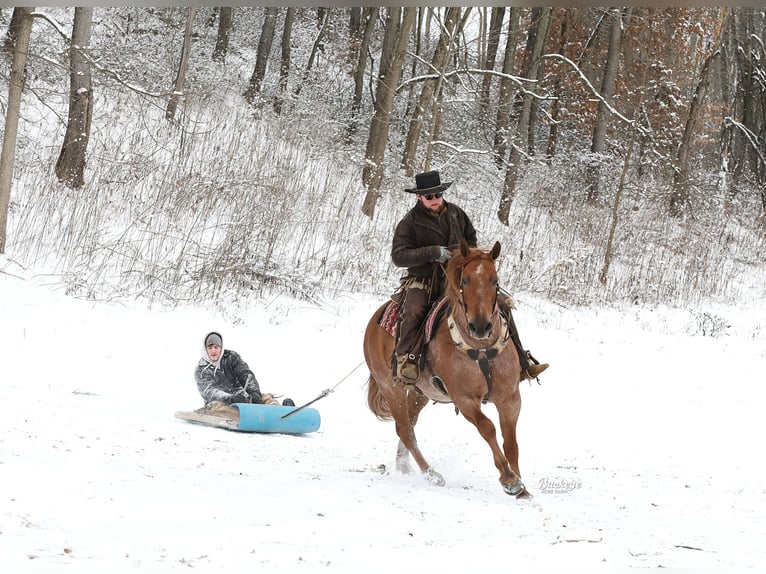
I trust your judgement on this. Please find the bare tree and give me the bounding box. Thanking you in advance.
[493,7,521,167]
[212,7,232,63]
[0,7,33,254]
[273,7,294,115]
[400,7,463,175]
[244,7,278,105]
[497,7,552,224]
[546,9,570,160]
[55,6,94,188]
[347,7,379,138]
[166,7,195,122]
[670,8,727,217]
[294,7,332,98]
[479,7,505,117]
[587,7,628,202]
[719,7,766,206]
[361,7,417,219]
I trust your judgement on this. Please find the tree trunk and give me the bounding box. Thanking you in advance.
[670,8,727,217]
[55,6,93,189]
[244,7,278,105]
[166,7,195,122]
[361,7,416,219]
[493,7,520,167]
[479,7,505,117]
[587,8,627,202]
[400,7,462,175]
[497,7,552,224]
[212,6,232,63]
[347,7,379,138]
[546,9,569,160]
[294,7,332,98]
[526,7,553,155]
[272,7,294,115]
[0,7,33,254]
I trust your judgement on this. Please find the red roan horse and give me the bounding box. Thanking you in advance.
[363,239,528,497]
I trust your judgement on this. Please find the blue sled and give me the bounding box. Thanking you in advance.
[175,403,320,434]
[232,403,321,434]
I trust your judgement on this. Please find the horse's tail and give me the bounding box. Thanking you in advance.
[366,374,393,421]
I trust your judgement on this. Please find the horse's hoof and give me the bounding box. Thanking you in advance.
[423,467,446,487]
[503,479,525,496]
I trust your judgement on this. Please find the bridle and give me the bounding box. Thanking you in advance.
[447,257,510,401]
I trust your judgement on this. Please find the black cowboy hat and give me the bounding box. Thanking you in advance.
[404,170,452,194]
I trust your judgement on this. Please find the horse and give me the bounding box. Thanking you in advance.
[363,238,528,497]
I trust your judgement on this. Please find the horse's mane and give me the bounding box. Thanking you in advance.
[444,245,494,306]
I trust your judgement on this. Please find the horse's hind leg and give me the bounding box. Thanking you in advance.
[395,440,412,474]
[392,392,445,486]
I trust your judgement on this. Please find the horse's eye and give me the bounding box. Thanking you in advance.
[461,277,468,287]
[492,278,499,287]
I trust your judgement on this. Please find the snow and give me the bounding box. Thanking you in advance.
[1,259,765,569]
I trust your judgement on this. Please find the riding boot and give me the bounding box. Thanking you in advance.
[396,353,420,382]
[501,301,549,380]
[394,285,429,384]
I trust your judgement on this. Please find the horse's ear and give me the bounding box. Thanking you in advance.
[460,237,470,257]
[490,241,501,260]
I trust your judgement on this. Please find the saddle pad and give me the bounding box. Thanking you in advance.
[425,297,450,343]
[379,299,399,337]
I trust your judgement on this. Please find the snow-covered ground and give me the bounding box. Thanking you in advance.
[2,259,765,569]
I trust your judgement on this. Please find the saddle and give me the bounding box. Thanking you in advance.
[377,296,450,344]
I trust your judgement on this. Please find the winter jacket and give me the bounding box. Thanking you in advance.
[391,200,478,280]
[195,347,260,405]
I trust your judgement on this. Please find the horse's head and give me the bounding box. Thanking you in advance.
[445,239,502,340]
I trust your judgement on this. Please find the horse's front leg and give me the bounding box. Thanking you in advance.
[495,390,531,497]
[456,399,525,496]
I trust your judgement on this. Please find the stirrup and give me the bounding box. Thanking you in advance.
[522,362,549,379]
[396,353,420,382]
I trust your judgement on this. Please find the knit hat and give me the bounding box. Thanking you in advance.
[205,332,223,347]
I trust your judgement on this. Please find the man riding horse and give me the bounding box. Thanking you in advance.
[391,170,549,385]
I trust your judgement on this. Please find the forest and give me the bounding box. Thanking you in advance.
[0,6,765,309]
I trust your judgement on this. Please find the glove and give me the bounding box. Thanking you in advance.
[229,389,250,404]
[435,246,452,264]
[244,382,262,404]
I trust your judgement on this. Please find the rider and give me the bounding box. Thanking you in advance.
[195,331,295,407]
[391,170,549,384]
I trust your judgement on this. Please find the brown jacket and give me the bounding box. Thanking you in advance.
[391,200,478,280]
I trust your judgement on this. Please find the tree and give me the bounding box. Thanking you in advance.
[361,7,416,219]
[166,7,195,122]
[400,7,463,175]
[0,7,33,254]
[244,7,278,105]
[719,8,766,205]
[212,7,232,63]
[347,7,378,138]
[497,7,552,224]
[670,8,726,217]
[478,7,505,118]
[586,8,628,202]
[294,7,332,98]
[55,7,94,189]
[493,7,521,167]
[272,7,294,115]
